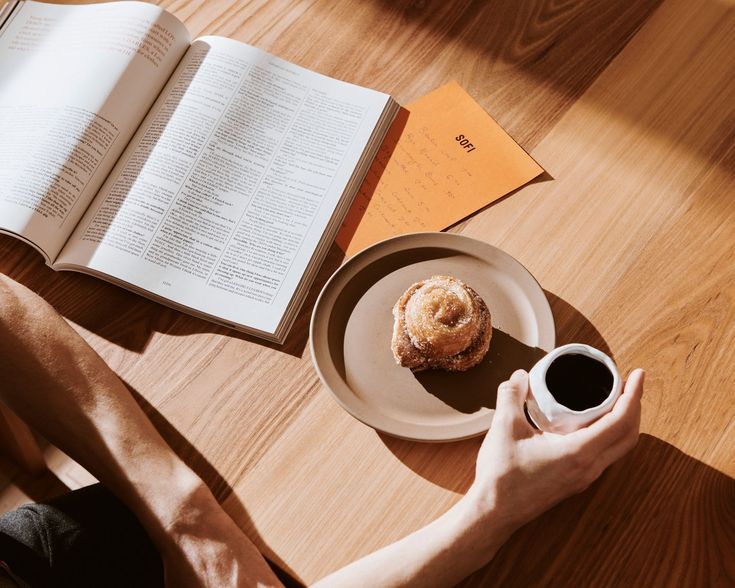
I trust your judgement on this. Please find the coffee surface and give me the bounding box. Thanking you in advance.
[545,353,613,411]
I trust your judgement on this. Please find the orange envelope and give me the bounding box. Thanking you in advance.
[336,81,543,256]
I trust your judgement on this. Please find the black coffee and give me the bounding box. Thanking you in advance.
[545,353,613,411]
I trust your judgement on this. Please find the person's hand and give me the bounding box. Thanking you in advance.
[157,480,283,588]
[309,369,643,588]
[466,368,644,535]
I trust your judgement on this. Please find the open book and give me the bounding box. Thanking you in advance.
[0,1,398,343]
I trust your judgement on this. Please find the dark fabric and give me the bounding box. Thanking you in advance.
[0,484,306,588]
[0,484,163,588]
[0,560,32,588]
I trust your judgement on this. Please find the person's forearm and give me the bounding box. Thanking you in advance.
[316,364,644,588]
[313,492,515,588]
[0,276,282,588]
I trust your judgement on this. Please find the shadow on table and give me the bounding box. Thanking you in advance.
[124,381,305,587]
[365,0,735,177]
[382,289,612,492]
[459,434,735,587]
[0,448,71,504]
[414,328,545,414]
[381,293,733,585]
[0,235,346,359]
[379,428,735,584]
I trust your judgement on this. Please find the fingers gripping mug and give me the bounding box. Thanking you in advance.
[526,344,622,434]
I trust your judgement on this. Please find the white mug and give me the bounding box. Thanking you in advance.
[526,343,622,434]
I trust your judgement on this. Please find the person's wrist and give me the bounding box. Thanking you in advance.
[417,490,517,577]
[462,481,522,543]
[132,459,217,554]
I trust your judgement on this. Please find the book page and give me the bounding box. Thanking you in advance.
[0,1,190,261]
[58,36,393,336]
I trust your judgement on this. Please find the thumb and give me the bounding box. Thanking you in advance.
[494,369,530,423]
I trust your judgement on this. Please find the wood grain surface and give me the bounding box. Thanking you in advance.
[0,405,44,475]
[1,0,734,586]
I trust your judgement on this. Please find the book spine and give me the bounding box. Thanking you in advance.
[0,0,21,35]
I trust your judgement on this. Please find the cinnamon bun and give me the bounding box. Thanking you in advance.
[391,275,492,372]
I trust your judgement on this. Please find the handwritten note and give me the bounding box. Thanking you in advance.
[336,81,544,256]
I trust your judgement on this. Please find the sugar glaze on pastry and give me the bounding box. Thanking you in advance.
[391,275,492,372]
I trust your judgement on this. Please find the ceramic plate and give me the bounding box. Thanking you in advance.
[310,232,555,442]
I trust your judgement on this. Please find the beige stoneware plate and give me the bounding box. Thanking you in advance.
[310,232,555,442]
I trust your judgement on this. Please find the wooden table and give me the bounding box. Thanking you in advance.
[2,0,734,585]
